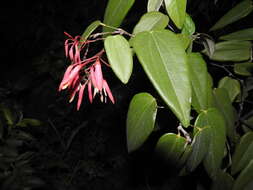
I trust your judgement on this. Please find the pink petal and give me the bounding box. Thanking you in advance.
[64,32,74,39]
[64,40,69,57]
[62,64,82,89]
[74,43,81,64]
[77,83,86,110]
[88,81,93,103]
[90,66,98,89]
[58,64,75,91]
[94,60,103,91]
[103,80,115,104]
[69,84,80,103]
[69,45,74,61]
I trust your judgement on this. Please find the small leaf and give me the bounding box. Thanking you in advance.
[219,28,253,41]
[164,0,187,29]
[211,171,234,190]
[213,88,237,142]
[133,11,169,34]
[194,108,226,179]
[231,132,253,175]
[155,133,187,166]
[187,53,213,112]
[182,13,196,35]
[103,0,135,32]
[16,118,42,127]
[147,0,164,12]
[234,62,253,76]
[132,30,191,127]
[105,35,133,84]
[218,77,241,102]
[233,160,253,190]
[81,20,101,41]
[126,93,157,153]
[186,126,211,172]
[204,40,251,62]
[210,0,253,31]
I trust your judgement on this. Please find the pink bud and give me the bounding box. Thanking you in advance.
[94,60,103,91]
[103,80,115,104]
[88,81,93,103]
[77,83,86,110]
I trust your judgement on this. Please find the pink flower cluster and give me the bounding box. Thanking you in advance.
[59,32,115,110]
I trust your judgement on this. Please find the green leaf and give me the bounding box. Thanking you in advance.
[210,0,253,31]
[126,93,157,153]
[155,133,187,166]
[0,105,15,126]
[233,160,253,190]
[105,35,133,84]
[204,40,252,62]
[132,30,191,127]
[147,0,163,12]
[81,20,101,41]
[231,132,253,175]
[213,88,236,142]
[103,0,135,32]
[219,28,253,41]
[186,126,211,172]
[164,0,187,29]
[177,34,191,50]
[182,13,196,35]
[132,12,169,35]
[234,62,253,76]
[16,118,42,127]
[194,108,226,179]
[211,171,234,190]
[218,77,241,102]
[187,53,213,112]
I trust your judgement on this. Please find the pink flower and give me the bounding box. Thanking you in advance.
[59,40,115,110]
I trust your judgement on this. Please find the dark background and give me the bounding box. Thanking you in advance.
[0,0,251,189]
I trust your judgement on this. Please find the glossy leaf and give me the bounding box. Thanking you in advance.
[231,132,253,175]
[205,40,251,62]
[219,28,253,41]
[155,133,187,166]
[133,12,169,35]
[194,108,226,179]
[105,35,133,84]
[218,77,241,102]
[210,0,253,31]
[81,20,101,41]
[188,53,212,112]
[178,145,192,167]
[132,30,191,127]
[211,171,234,190]
[186,127,211,172]
[233,160,253,190]
[103,0,135,32]
[126,93,157,153]
[182,13,196,35]
[213,88,236,141]
[147,0,163,12]
[164,0,187,29]
[234,62,253,76]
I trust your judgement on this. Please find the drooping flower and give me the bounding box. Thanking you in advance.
[59,37,115,110]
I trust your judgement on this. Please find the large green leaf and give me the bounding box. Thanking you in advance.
[218,77,241,102]
[219,28,253,41]
[186,126,211,172]
[132,30,191,127]
[231,132,253,175]
[103,0,135,32]
[164,0,187,29]
[188,53,212,112]
[182,13,196,35]
[213,88,236,141]
[210,0,253,31]
[126,93,157,153]
[133,12,169,35]
[177,34,191,50]
[81,20,101,41]
[194,108,226,179]
[104,35,133,84]
[204,40,252,62]
[211,171,234,190]
[233,160,253,190]
[155,133,188,166]
[147,0,164,12]
[234,62,253,76]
